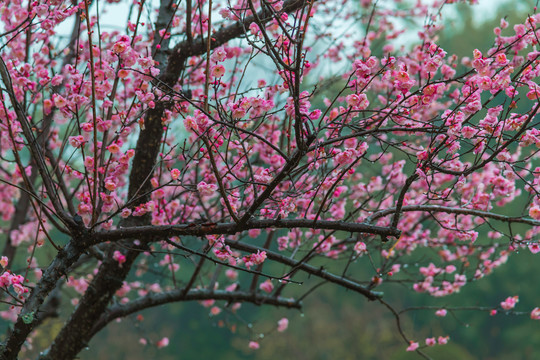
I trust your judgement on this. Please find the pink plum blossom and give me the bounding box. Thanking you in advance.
[259,279,274,293]
[501,296,519,310]
[277,318,289,332]
[406,342,419,351]
[156,337,169,349]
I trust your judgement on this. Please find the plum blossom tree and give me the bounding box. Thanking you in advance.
[0,0,540,358]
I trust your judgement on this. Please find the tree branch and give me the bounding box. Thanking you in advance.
[89,289,301,338]
[223,239,384,301]
[93,219,401,244]
[367,204,540,226]
[0,56,76,231]
[161,0,310,85]
[0,240,86,359]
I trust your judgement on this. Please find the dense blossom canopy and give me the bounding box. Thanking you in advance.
[0,0,540,358]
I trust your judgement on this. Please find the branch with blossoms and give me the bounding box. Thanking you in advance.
[3,0,540,359]
[92,218,400,243]
[89,288,302,338]
[381,295,540,358]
